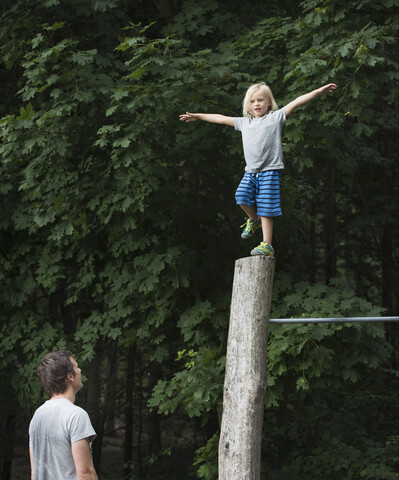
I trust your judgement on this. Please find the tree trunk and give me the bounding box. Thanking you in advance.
[124,344,135,477]
[309,201,316,283]
[137,352,144,479]
[219,255,275,480]
[381,226,394,314]
[0,393,15,480]
[152,0,179,21]
[104,339,119,433]
[325,166,337,284]
[86,344,104,471]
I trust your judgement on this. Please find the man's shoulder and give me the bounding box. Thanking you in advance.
[59,400,89,419]
[33,399,87,418]
[36,398,73,410]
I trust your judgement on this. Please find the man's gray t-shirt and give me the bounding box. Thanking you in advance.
[29,398,96,480]
[234,108,287,173]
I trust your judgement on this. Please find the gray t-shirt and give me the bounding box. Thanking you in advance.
[234,108,287,173]
[29,398,96,480]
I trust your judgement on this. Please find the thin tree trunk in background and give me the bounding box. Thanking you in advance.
[309,201,316,283]
[86,344,104,472]
[381,227,394,315]
[152,0,178,21]
[124,344,135,477]
[325,166,337,284]
[148,363,162,467]
[0,397,15,480]
[104,340,119,433]
[137,352,144,479]
[381,226,399,368]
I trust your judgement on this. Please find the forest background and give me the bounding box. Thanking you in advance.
[1,0,399,479]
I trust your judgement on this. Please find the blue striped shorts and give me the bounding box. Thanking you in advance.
[235,170,282,217]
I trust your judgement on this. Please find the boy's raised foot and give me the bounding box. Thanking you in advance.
[241,217,261,239]
[250,242,275,256]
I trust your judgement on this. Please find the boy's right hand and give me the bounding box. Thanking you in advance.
[179,112,199,122]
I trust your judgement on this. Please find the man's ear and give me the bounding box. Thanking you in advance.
[66,373,75,382]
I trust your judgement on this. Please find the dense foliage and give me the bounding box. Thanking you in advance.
[1,0,398,479]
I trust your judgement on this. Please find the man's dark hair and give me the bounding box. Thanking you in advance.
[37,350,75,396]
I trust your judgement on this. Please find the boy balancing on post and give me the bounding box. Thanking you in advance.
[179,82,337,257]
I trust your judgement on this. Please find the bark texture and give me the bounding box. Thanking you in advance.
[219,255,275,480]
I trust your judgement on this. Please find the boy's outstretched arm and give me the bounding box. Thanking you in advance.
[179,112,235,127]
[284,83,337,117]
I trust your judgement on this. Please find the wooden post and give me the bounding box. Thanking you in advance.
[219,255,275,480]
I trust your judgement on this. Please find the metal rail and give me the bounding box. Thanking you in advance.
[269,316,399,324]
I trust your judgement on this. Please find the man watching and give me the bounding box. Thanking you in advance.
[29,350,98,480]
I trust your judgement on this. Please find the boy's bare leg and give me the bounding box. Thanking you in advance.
[239,204,258,220]
[260,216,273,244]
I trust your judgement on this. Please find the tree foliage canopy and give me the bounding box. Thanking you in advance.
[1,0,398,478]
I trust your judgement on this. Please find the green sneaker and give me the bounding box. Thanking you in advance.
[250,242,275,256]
[241,217,261,239]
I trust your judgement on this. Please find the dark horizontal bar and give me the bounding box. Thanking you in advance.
[269,316,399,324]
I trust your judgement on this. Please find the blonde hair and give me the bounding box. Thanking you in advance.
[242,82,278,117]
